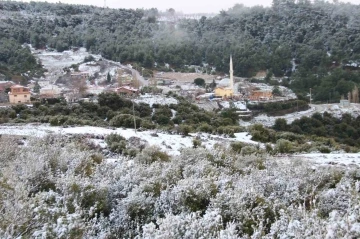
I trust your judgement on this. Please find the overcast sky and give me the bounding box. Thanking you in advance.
[21,0,360,13]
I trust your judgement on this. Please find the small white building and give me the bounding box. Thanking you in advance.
[340,100,350,107]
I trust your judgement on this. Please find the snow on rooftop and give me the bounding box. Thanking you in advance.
[218,78,230,87]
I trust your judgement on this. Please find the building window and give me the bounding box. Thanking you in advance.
[24,95,27,97]
[14,95,17,97]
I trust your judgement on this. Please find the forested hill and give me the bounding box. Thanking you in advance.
[1,0,360,101]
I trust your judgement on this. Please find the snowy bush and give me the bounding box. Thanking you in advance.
[1,136,360,238]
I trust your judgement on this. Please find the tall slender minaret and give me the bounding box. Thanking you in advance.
[230,55,234,91]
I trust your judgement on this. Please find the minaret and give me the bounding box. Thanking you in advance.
[230,55,234,91]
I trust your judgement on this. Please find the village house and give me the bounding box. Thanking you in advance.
[70,72,89,81]
[39,85,62,99]
[115,86,139,96]
[8,85,31,104]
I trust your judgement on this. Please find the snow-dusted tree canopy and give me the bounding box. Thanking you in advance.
[0,135,359,238]
[1,0,360,100]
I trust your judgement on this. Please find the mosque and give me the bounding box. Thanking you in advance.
[214,55,235,98]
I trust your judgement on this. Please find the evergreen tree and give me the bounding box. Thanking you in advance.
[33,80,41,93]
[107,72,111,83]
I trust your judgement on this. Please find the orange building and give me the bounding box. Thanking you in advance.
[8,85,31,104]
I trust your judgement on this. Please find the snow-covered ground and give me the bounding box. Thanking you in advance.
[34,47,101,73]
[31,47,146,90]
[1,124,359,166]
[0,124,256,156]
[220,101,247,110]
[134,94,178,107]
[250,106,316,126]
[250,103,360,127]
[291,153,360,167]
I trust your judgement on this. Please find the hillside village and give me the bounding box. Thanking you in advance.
[0,46,300,114]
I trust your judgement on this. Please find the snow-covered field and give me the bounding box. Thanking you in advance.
[0,124,256,156]
[1,124,360,166]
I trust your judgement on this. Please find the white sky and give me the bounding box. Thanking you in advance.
[20,0,360,13]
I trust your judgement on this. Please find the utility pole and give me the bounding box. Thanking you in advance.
[132,97,137,133]
[297,99,299,112]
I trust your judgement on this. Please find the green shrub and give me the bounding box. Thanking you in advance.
[230,141,244,153]
[192,138,202,148]
[265,144,273,154]
[275,139,293,154]
[109,114,142,128]
[8,110,17,119]
[275,132,305,143]
[49,115,68,126]
[216,126,244,137]
[141,120,156,129]
[198,123,213,133]
[318,146,331,153]
[178,124,192,136]
[273,118,288,131]
[105,133,127,154]
[250,124,275,143]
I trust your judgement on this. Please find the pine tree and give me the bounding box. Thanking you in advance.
[107,72,111,83]
[33,80,41,93]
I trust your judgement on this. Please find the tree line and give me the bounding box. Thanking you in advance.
[0,0,360,101]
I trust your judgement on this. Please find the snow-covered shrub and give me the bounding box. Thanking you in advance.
[1,136,360,238]
[192,138,202,148]
[241,145,259,156]
[141,209,225,239]
[135,146,170,164]
[105,133,127,154]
